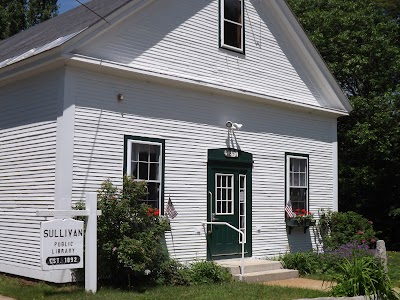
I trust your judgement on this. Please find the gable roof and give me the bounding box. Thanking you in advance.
[0,0,352,114]
[0,0,130,66]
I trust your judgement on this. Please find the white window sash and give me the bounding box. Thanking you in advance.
[221,0,244,52]
[126,139,163,209]
[286,155,308,211]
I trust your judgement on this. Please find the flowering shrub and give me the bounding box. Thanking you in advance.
[95,176,170,287]
[330,241,375,260]
[318,210,379,250]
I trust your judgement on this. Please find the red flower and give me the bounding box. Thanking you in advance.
[357,230,364,235]
[295,208,300,213]
[369,221,373,225]
[371,238,376,243]
[362,239,366,243]
[301,209,306,213]
[147,208,154,216]
[154,208,160,216]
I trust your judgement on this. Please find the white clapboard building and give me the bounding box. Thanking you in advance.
[0,0,351,282]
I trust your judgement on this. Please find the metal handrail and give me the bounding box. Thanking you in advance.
[202,221,245,281]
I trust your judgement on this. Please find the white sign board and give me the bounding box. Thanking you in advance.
[40,219,84,270]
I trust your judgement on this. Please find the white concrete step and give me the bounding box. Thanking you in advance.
[216,258,283,274]
[233,269,299,283]
[215,258,299,283]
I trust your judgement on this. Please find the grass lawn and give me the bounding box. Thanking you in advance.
[0,274,329,300]
[388,251,400,287]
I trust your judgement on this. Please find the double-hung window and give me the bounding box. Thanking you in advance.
[286,154,309,211]
[220,0,244,53]
[124,136,164,210]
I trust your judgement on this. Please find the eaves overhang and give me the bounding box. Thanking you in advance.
[65,53,350,118]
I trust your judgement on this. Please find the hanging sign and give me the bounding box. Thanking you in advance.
[40,219,84,270]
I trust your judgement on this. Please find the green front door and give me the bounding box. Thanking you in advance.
[207,149,252,260]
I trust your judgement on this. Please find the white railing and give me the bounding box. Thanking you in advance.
[202,221,245,281]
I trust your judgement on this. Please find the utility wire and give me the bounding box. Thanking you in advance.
[74,0,110,24]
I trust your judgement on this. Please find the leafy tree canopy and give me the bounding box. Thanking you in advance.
[0,0,58,40]
[287,0,400,249]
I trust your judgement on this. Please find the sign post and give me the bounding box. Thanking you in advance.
[36,192,101,293]
[85,193,97,293]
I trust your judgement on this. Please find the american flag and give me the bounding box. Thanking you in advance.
[166,196,178,219]
[285,201,295,218]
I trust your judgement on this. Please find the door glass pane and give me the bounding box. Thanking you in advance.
[240,203,245,215]
[218,201,222,213]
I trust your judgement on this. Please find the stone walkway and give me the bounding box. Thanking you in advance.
[0,296,15,300]
[263,277,336,291]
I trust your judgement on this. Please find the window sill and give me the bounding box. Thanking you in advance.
[286,219,316,234]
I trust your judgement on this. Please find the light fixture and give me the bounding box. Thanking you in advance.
[233,123,242,130]
[226,121,242,130]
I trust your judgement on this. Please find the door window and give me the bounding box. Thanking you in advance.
[215,174,234,215]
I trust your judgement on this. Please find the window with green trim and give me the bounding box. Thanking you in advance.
[125,136,164,209]
[286,154,308,211]
[220,0,244,53]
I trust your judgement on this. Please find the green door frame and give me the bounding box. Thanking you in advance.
[207,148,253,260]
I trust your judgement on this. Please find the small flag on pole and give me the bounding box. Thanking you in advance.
[285,201,295,218]
[166,196,178,219]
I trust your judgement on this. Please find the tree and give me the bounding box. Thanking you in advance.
[287,0,400,249]
[0,0,58,40]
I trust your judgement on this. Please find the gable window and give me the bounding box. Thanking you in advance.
[124,136,165,211]
[220,0,244,53]
[286,154,309,212]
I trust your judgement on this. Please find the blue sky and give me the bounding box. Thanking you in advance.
[58,0,89,14]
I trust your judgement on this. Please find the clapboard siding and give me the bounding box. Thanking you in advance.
[0,70,60,268]
[76,0,328,109]
[69,68,336,260]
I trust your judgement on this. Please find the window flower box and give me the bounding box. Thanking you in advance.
[286,218,316,234]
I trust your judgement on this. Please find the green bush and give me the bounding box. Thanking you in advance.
[189,261,232,285]
[318,210,379,250]
[155,260,231,286]
[279,251,321,275]
[331,255,399,299]
[279,243,375,277]
[95,176,171,287]
[156,259,192,286]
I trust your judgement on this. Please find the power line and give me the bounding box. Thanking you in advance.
[74,0,110,24]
